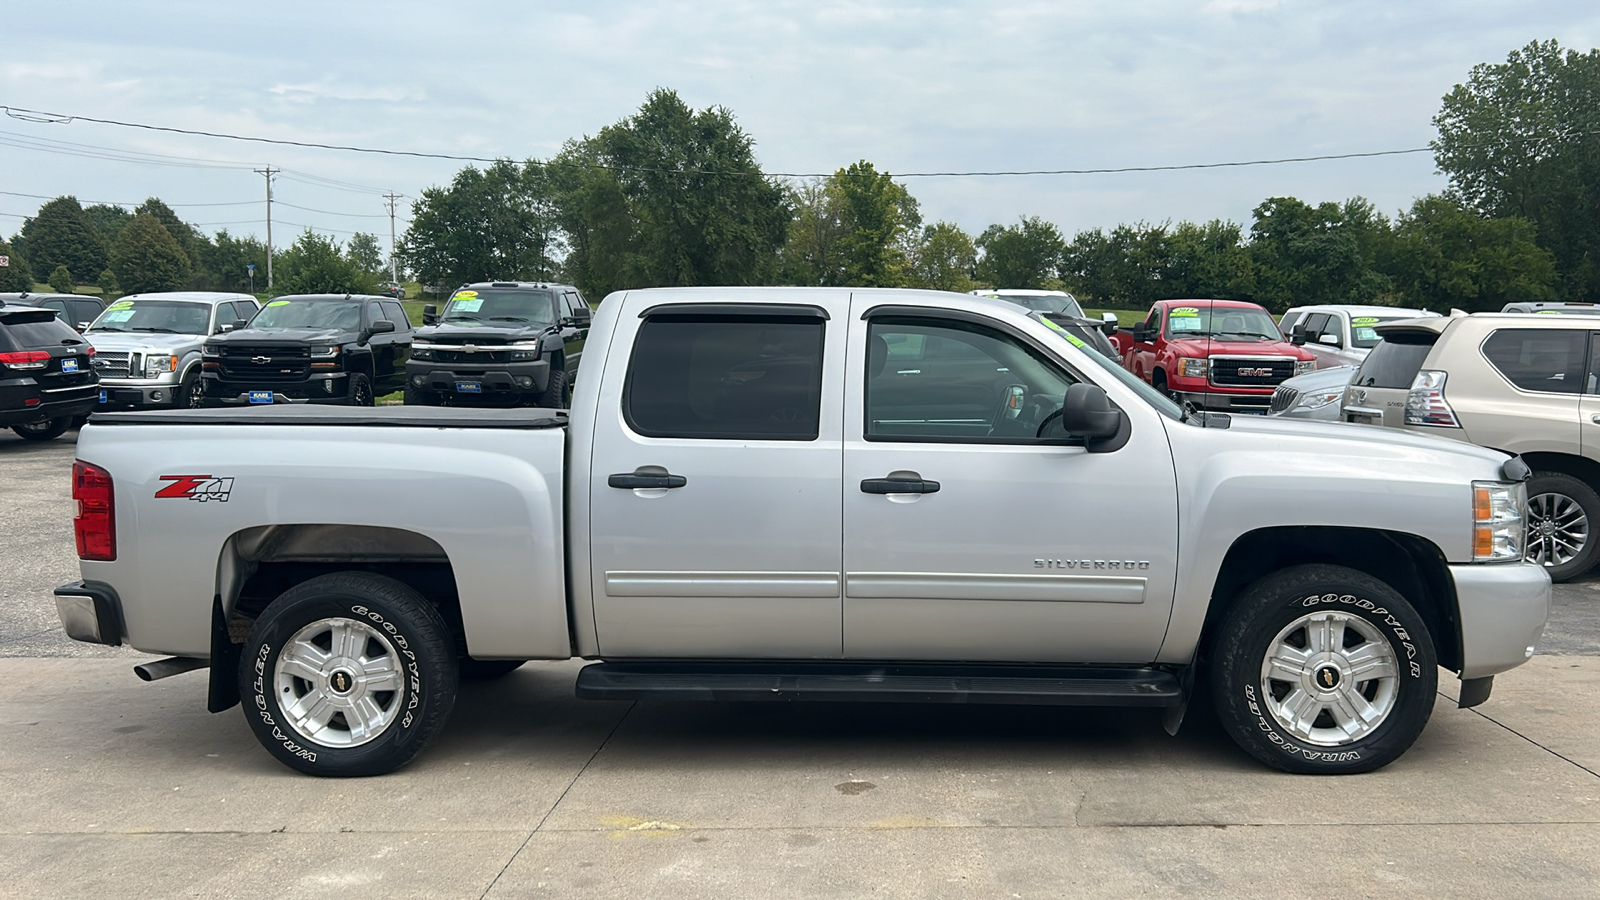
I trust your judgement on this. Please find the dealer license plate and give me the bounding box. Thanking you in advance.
[248,390,274,404]
[455,381,482,394]
[98,390,107,404]
[61,358,78,373]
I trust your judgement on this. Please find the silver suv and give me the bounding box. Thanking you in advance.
[1345,313,1599,581]
[86,292,260,410]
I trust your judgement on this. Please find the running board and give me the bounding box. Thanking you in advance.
[575,662,1184,707]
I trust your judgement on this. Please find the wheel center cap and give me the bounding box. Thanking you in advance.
[1314,665,1342,691]
[1541,521,1557,535]
[327,668,357,696]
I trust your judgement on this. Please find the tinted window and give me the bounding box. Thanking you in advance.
[0,311,82,351]
[69,299,103,324]
[867,318,1077,443]
[624,315,824,440]
[1301,313,1332,343]
[441,288,556,326]
[249,299,362,331]
[1352,334,1435,389]
[382,301,412,330]
[1483,329,1587,395]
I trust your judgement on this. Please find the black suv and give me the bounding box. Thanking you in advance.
[201,294,412,406]
[0,293,105,333]
[405,281,590,408]
[0,298,100,440]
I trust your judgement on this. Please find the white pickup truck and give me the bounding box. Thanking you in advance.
[55,287,1549,777]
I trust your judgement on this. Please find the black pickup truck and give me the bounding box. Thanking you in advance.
[405,281,590,408]
[201,294,412,407]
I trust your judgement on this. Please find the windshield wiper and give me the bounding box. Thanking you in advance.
[90,327,128,333]
[130,326,180,333]
[1215,331,1273,340]
[488,315,531,322]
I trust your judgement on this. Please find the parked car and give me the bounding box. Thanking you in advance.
[201,294,411,407]
[1278,305,1439,368]
[0,292,106,333]
[1110,299,1315,413]
[0,298,99,440]
[1345,314,1600,581]
[85,292,260,411]
[1501,302,1600,316]
[972,289,1119,359]
[405,281,589,408]
[970,288,1087,317]
[55,288,1546,778]
[1268,365,1358,421]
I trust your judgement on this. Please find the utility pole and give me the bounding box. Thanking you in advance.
[382,191,402,286]
[254,166,279,290]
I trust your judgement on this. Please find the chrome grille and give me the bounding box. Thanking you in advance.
[92,351,134,378]
[1211,357,1295,387]
[1269,385,1299,414]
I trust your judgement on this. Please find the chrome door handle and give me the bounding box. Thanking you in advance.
[1591,414,1600,424]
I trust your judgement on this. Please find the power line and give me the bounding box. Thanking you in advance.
[0,188,258,208]
[275,200,392,218]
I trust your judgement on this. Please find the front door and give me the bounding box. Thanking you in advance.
[842,303,1179,662]
[586,293,848,658]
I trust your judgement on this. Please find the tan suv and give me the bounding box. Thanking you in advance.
[1345,313,1599,581]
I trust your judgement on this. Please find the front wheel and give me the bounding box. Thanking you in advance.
[238,572,458,776]
[1525,471,1600,582]
[11,417,72,441]
[347,372,374,407]
[536,366,567,409]
[178,368,205,409]
[1210,564,1436,774]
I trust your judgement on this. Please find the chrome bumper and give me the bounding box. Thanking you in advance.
[53,581,123,646]
[1451,562,1549,680]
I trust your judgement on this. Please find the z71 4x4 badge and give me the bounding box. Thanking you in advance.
[155,475,235,502]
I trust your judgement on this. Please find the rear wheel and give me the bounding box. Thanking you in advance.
[11,417,72,441]
[1525,471,1600,582]
[238,572,458,777]
[1210,564,1436,774]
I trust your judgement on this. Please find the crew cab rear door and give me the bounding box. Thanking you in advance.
[840,298,1179,663]
[586,293,848,657]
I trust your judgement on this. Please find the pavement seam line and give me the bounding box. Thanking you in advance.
[1443,689,1600,780]
[475,700,637,900]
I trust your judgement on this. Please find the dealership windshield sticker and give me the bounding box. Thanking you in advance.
[155,475,235,502]
[1351,316,1379,326]
[1170,307,1199,317]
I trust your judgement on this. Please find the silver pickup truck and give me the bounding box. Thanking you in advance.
[55,287,1549,777]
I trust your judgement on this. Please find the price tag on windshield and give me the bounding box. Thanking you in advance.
[101,309,134,323]
[450,298,483,313]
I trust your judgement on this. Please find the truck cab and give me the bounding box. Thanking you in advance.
[1111,299,1315,413]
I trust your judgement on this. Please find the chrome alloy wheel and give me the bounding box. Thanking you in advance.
[274,617,405,748]
[1527,491,1590,568]
[1259,611,1399,747]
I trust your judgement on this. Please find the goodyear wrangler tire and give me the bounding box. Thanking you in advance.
[238,572,458,777]
[1210,564,1436,775]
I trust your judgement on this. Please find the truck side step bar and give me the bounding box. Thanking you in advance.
[575,662,1184,707]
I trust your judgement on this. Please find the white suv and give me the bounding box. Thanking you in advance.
[1279,305,1438,369]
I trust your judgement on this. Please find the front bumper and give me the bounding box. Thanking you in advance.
[97,377,182,409]
[406,358,551,401]
[203,373,347,405]
[1171,389,1275,413]
[1451,562,1549,680]
[54,581,123,646]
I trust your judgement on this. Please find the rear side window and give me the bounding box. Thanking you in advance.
[0,311,81,351]
[1483,329,1587,395]
[624,315,825,440]
[1352,334,1435,389]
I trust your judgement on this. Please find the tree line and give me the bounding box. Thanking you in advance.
[6,39,1594,315]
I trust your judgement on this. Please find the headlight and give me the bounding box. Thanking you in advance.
[1295,390,1344,411]
[1295,360,1315,376]
[1178,357,1208,378]
[201,343,220,358]
[310,345,340,359]
[1473,481,1525,562]
[144,355,178,377]
[411,346,435,361]
[506,341,541,362]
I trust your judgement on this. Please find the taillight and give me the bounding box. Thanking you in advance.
[73,461,116,561]
[1405,369,1460,427]
[0,350,50,370]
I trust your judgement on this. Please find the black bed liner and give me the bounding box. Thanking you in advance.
[88,405,567,429]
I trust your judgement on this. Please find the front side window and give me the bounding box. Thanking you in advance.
[441,288,556,327]
[88,299,212,335]
[624,314,825,440]
[866,318,1077,443]
[381,301,412,330]
[248,299,363,331]
[1483,328,1587,395]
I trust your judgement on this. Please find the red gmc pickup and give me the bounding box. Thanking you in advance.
[1110,299,1315,413]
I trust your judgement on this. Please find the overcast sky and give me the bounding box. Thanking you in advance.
[4,1,1598,261]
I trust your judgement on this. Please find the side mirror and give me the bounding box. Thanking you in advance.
[1318,333,1341,347]
[218,324,234,334]
[422,304,438,326]
[1131,325,1153,343]
[1100,312,1119,335]
[359,319,396,344]
[1289,325,1307,345]
[1060,383,1125,450]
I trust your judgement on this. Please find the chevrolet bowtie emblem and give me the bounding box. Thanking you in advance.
[252,356,272,364]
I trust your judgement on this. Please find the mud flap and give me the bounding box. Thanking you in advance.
[1161,665,1196,736]
[207,595,241,713]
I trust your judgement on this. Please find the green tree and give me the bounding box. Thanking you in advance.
[19,197,108,286]
[0,239,33,292]
[97,268,121,298]
[82,204,132,247]
[48,265,74,293]
[908,221,978,292]
[550,88,790,298]
[976,216,1066,289]
[1165,220,1257,301]
[1433,40,1600,300]
[110,214,192,294]
[1247,197,1393,312]
[193,229,269,293]
[274,230,378,295]
[133,198,202,265]
[776,179,844,285]
[345,232,386,277]
[1387,194,1557,312]
[831,161,921,287]
[401,159,556,290]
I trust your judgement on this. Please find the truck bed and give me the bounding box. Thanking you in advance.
[87,405,568,429]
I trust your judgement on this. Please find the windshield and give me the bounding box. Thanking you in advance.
[441,288,557,326]
[1035,314,1183,421]
[248,299,362,331]
[987,292,1087,318]
[1350,316,1422,349]
[1166,305,1280,341]
[88,299,211,335]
